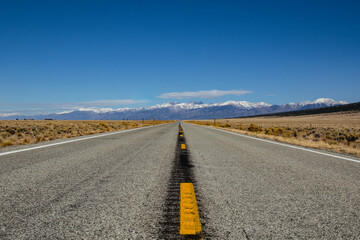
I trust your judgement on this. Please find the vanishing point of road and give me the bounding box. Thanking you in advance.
[1,122,359,239]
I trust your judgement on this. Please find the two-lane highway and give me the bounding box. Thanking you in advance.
[1,122,359,239]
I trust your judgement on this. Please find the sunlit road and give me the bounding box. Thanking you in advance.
[1,122,359,239]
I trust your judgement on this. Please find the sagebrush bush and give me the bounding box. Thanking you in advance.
[248,123,262,132]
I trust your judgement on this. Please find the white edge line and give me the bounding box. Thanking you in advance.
[185,123,360,164]
[0,123,170,157]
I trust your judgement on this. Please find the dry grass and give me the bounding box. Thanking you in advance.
[0,120,173,148]
[186,111,360,157]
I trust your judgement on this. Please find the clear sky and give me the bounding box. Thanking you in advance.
[1,0,359,115]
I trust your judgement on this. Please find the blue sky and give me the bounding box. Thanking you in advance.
[1,0,359,115]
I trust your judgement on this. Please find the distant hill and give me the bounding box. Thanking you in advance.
[233,101,360,118]
[0,98,351,120]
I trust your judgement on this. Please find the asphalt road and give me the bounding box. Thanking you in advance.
[1,122,359,239]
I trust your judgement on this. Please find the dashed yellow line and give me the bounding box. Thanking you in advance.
[180,183,202,235]
[180,134,184,137]
[181,144,186,149]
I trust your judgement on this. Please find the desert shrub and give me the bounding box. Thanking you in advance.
[16,128,27,133]
[5,128,15,135]
[336,131,346,141]
[265,127,293,138]
[0,140,13,147]
[129,122,138,127]
[235,124,244,130]
[345,133,359,142]
[328,140,338,145]
[1,132,10,138]
[99,122,109,129]
[293,130,298,137]
[314,133,322,138]
[265,127,284,136]
[248,123,262,132]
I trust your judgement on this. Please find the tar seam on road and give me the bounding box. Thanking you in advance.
[0,123,169,157]
[189,123,360,164]
[159,124,210,240]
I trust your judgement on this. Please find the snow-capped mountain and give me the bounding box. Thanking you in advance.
[298,98,348,106]
[141,101,272,110]
[0,98,349,120]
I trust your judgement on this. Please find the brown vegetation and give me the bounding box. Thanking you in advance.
[0,120,173,148]
[186,112,360,157]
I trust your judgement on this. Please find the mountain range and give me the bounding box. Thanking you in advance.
[1,98,349,120]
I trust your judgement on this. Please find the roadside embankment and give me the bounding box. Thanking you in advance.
[186,112,360,157]
[0,120,173,147]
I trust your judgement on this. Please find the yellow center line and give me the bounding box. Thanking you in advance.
[181,144,186,149]
[180,134,184,137]
[180,183,202,236]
